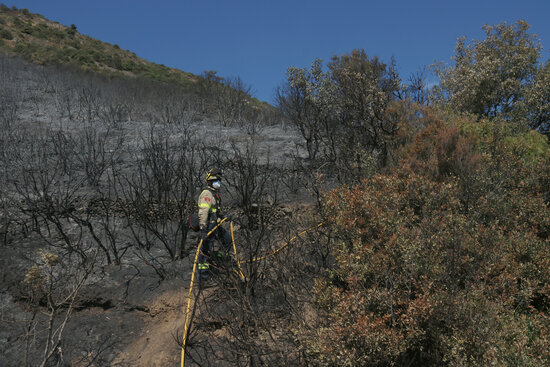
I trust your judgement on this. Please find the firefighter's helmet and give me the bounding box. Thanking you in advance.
[206,167,222,182]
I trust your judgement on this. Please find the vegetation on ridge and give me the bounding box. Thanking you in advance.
[0,4,198,86]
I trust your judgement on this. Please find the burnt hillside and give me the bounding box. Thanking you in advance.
[1,14,549,367]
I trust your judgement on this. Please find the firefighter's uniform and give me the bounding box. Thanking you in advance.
[198,189,220,231]
[197,170,231,280]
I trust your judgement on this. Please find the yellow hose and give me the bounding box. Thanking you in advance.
[181,217,227,367]
[181,219,323,366]
[230,221,245,280]
[238,222,324,264]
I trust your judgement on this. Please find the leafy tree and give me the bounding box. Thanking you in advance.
[328,50,401,169]
[524,60,550,135]
[278,49,401,183]
[432,21,541,121]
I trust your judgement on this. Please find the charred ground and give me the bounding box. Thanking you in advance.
[0,52,319,366]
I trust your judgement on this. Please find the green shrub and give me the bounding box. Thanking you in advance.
[32,23,47,39]
[21,23,33,34]
[52,27,66,40]
[90,50,104,63]
[108,54,122,69]
[29,23,65,40]
[91,39,105,51]
[0,28,12,40]
[121,60,138,72]
[301,110,550,366]
[64,23,77,37]
[14,41,40,58]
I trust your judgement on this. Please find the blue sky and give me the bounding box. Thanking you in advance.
[7,0,550,104]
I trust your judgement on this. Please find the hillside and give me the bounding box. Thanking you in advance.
[0,5,200,87]
[0,12,548,367]
[0,48,305,366]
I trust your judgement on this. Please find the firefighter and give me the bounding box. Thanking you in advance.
[197,168,232,280]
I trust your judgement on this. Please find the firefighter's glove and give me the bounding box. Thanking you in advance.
[200,230,209,241]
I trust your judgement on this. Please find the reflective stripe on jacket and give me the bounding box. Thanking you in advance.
[198,188,221,230]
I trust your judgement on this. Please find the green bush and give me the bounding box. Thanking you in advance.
[67,48,89,63]
[36,46,60,64]
[121,60,138,72]
[21,23,33,35]
[90,39,104,51]
[301,110,550,366]
[69,39,80,49]
[90,50,104,63]
[40,23,65,40]
[0,28,12,40]
[31,23,47,39]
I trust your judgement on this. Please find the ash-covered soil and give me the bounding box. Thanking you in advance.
[0,55,316,366]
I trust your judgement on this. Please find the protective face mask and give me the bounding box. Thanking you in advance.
[212,180,221,189]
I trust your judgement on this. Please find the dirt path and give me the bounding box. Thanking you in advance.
[112,288,187,366]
